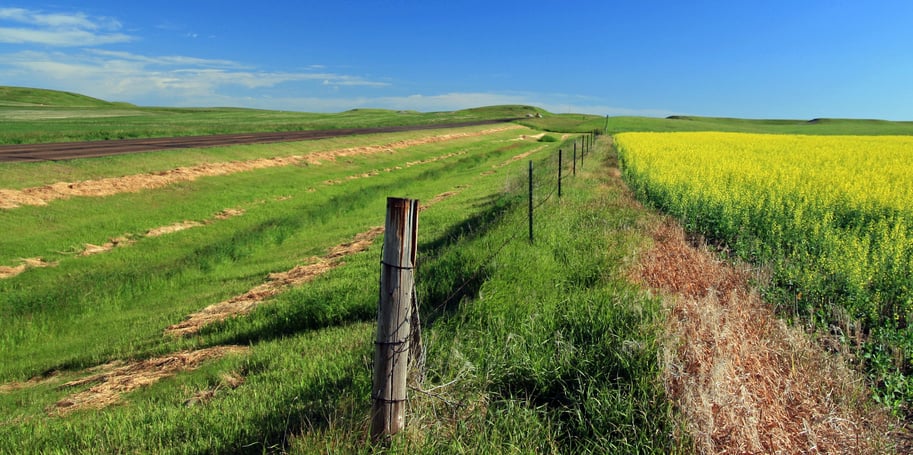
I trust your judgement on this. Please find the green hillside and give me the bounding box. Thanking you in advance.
[0,86,131,108]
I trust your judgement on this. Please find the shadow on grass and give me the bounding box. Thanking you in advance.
[202,190,521,347]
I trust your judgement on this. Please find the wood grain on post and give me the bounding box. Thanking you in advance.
[371,197,419,441]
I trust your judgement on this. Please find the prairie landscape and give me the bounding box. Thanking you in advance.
[2,87,913,453]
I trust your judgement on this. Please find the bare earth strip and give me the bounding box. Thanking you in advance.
[51,346,248,415]
[0,126,520,210]
[631,220,899,453]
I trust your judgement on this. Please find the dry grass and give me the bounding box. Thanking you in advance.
[50,346,248,415]
[0,126,519,209]
[0,257,55,279]
[165,188,465,337]
[631,220,900,453]
[164,226,384,337]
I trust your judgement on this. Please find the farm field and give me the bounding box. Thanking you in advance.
[0,105,683,453]
[0,87,547,145]
[3,87,913,453]
[616,132,913,416]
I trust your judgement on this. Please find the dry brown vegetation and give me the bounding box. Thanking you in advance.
[165,188,464,337]
[0,257,55,279]
[51,346,248,416]
[631,220,900,453]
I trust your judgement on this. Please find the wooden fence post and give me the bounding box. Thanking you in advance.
[528,160,534,244]
[573,146,577,176]
[371,197,419,441]
[558,148,563,198]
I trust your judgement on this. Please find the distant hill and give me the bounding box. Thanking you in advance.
[0,86,134,108]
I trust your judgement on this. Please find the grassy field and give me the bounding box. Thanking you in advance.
[0,94,681,453]
[0,87,545,145]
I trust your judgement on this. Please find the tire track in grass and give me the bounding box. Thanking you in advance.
[322,151,466,185]
[165,188,466,337]
[0,126,520,210]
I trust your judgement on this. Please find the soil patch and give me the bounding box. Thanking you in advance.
[51,346,248,415]
[0,126,519,210]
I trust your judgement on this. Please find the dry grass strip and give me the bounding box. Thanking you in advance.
[164,226,385,337]
[165,188,465,337]
[50,346,248,415]
[631,220,899,454]
[0,126,519,210]
[1,208,245,279]
[0,257,56,279]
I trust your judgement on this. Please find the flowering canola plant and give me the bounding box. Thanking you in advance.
[616,131,913,412]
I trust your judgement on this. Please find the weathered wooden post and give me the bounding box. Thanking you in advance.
[528,160,534,244]
[371,197,419,441]
[558,148,563,198]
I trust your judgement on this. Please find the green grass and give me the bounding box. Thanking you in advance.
[604,115,913,135]
[0,132,681,452]
[519,112,913,136]
[0,86,541,144]
[0,86,127,108]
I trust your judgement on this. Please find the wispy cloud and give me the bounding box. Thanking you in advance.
[234,92,675,116]
[0,49,390,106]
[0,7,132,46]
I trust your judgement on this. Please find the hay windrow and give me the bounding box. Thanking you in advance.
[51,346,248,415]
[0,125,519,210]
[0,257,55,279]
[165,188,464,337]
[145,220,204,237]
[631,220,897,453]
[164,226,386,337]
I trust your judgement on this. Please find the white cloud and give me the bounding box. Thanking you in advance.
[233,92,674,117]
[0,7,132,46]
[0,49,391,105]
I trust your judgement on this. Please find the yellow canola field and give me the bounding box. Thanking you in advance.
[615,132,913,330]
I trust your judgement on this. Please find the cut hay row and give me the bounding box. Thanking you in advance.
[166,188,465,337]
[0,125,520,210]
[0,208,246,279]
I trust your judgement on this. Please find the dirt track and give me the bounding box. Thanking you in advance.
[0,118,518,162]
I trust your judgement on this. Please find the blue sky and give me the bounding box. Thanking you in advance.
[2,1,912,119]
